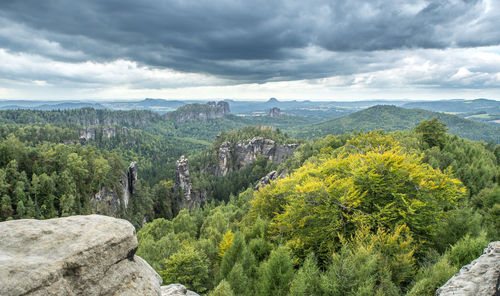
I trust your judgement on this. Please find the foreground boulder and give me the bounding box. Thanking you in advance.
[0,215,162,296]
[436,241,500,296]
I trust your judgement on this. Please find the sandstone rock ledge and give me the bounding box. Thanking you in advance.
[436,241,500,296]
[161,284,199,296]
[0,215,162,296]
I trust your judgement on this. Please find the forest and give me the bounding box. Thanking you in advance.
[135,119,499,295]
[0,107,499,295]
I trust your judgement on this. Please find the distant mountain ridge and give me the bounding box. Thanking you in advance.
[290,105,500,143]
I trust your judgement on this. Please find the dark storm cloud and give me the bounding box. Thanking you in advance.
[0,0,498,82]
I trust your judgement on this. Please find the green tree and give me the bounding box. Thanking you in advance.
[160,245,210,293]
[152,180,176,219]
[219,232,255,281]
[289,253,323,296]
[414,118,448,148]
[60,194,76,217]
[1,194,13,220]
[208,280,234,296]
[226,262,251,296]
[407,256,457,296]
[172,209,198,238]
[257,245,294,296]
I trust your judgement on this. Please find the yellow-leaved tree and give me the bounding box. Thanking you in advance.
[251,132,465,259]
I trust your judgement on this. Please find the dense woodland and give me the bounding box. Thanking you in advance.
[137,120,499,296]
[0,107,499,295]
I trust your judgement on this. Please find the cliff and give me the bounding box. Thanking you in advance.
[216,137,299,176]
[166,101,230,123]
[79,125,129,145]
[175,156,206,210]
[90,161,138,216]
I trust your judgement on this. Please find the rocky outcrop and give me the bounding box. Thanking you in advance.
[175,156,205,210]
[90,161,138,216]
[166,101,230,123]
[79,125,129,145]
[0,215,162,296]
[161,284,199,296]
[269,107,281,117]
[128,161,138,196]
[217,142,233,176]
[216,137,299,176]
[254,169,289,190]
[436,241,500,296]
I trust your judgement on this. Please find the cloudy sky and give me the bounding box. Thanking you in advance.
[0,0,499,101]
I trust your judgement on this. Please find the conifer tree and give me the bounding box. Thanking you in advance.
[257,245,294,296]
[226,262,251,296]
[289,253,322,296]
[208,280,234,296]
[1,194,13,220]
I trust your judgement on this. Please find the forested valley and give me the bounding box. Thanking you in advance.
[0,105,499,295]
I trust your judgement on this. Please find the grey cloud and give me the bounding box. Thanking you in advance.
[0,0,498,83]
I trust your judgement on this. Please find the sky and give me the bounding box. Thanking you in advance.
[0,0,499,101]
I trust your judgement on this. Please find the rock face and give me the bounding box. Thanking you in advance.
[167,101,230,123]
[436,241,500,296]
[216,137,299,176]
[0,215,162,296]
[160,284,199,296]
[79,125,130,145]
[128,161,139,195]
[255,170,279,190]
[90,161,138,216]
[269,107,281,117]
[175,156,205,210]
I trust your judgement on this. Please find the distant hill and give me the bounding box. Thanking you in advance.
[289,105,500,143]
[402,98,500,113]
[403,99,500,126]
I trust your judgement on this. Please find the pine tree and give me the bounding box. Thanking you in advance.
[257,245,294,296]
[208,280,234,296]
[1,194,13,220]
[226,262,251,296]
[16,200,26,218]
[219,232,255,280]
[289,253,322,296]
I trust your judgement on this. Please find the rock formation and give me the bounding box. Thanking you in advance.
[175,156,205,210]
[0,215,162,296]
[79,125,130,145]
[269,107,281,117]
[166,101,230,123]
[90,161,138,216]
[128,161,139,195]
[216,137,299,176]
[161,284,199,296]
[436,241,500,296]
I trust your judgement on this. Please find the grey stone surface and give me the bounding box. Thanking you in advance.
[255,170,279,190]
[161,284,199,296]
[175,156,206,210]
[436,241,500,296]
[0,215,162,296]
[216,137,299,176]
